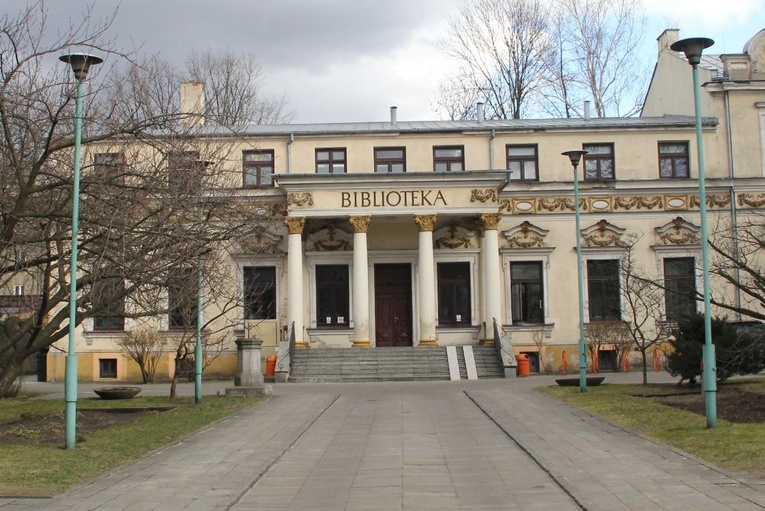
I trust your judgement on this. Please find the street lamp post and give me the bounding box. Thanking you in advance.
[562,149,589,393]
[60,53,103,449]
[194,159,213,405]
[670,36,717,428]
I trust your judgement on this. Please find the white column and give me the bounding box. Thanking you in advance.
[350,215,371,348]
[285,216,307,348]
[415,214,438,346]
[481,213,502,344]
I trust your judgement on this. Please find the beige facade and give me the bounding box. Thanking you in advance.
[43,29,765,383]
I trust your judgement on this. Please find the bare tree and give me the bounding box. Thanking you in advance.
[708,213,765,322]
[184,49,291,126]
[620,235,672,384]
[544,0,648,118]
[116,327,165,383]
[585,320,632,373]
[437,0,553,120]
[0,3,277,396]
[435,0,648,119]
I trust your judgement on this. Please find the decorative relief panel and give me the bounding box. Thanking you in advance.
[470,189,498,203]
[581,219,626,247]
[433,224,474,249]
[738,193,765,207]
[588,197,612,213]
[502,221,550,248]
[287,192,314,208]
[612,196,662,211]
[307,224,352,251]
[689,194,730,208]
[655,217,700,245]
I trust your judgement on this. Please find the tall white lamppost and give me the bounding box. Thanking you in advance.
[670,36,717,428]
[562,149,588,393]
[60,53,103,449]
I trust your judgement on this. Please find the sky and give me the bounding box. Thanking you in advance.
[5,0,764,123]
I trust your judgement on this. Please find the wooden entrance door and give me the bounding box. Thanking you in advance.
[374,264,412,347]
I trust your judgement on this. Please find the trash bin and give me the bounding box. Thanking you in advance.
[266,355,277,377]
[516,354,530,377]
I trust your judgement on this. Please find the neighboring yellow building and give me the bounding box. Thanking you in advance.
[46,29,765,383]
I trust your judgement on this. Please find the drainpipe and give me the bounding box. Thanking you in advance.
[724,90,742,319]
[489,129,495,171]
[287,133,294,173]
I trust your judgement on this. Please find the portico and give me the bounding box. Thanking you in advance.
[276,171,508,350]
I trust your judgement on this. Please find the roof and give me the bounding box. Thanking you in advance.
[197,115,715,138]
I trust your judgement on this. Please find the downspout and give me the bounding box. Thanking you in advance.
[287,133,294,173]
[724,90,742,320]
[489,129,495,171]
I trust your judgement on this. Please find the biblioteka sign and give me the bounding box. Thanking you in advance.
[340,190,447,208]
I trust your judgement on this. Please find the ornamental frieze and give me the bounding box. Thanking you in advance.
[502,221,549,248]
[737,193,765,207]
[689,194,730,208]
[536,198,587,212]
[612,196,662,210]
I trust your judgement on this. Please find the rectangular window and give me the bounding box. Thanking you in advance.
[316,264,349,327]
[243,150,274,188]
[244,266,276,320]
[167,150,201,191]
[13,285,24,296]
[510,262,544,323]
[506,145,538,181]
[659,142,690,179]
[167,267,197,330]
[433,146,464,172]
[92,277,126,331]
[587,260,621,321]
[582,144,615,181]
[664,257,697,321]
[93,152,125,185]
[374,147,406,173]
[437,262,471,325]
[99,358,117,379]
[316,148,346,174]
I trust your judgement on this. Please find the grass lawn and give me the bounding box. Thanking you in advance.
[539,379,765,479]
[0,393,262,497]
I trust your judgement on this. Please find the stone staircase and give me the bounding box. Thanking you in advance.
[289,345,504,383]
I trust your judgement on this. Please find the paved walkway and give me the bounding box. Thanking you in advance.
[2,373,765,510]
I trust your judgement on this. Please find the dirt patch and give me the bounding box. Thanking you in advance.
[0,408,169,446]
[635,382,765,424]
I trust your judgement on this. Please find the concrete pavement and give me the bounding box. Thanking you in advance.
[2,373,764,510]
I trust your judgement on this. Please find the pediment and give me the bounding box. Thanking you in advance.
[307,224,352,251]
[581,219,626,247]
[655,217,700,245]
[238,230,282,254]
[434,224,474,249]
[502,221,550,248]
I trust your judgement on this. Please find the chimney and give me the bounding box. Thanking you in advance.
[584,100,591,120]
[180,82,205,128]
[390,106,397,125]
[476,102,485,122]
[658,29,680,56]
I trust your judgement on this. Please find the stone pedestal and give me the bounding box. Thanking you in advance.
[227,338,273,397]
[234,338,264,386]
